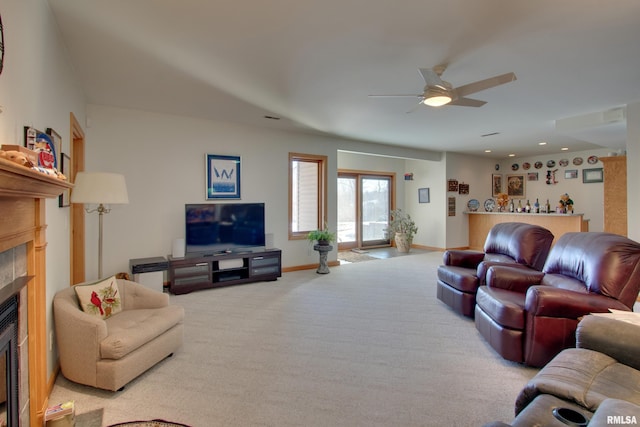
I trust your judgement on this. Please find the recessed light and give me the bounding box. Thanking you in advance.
[484,149,492,153]
[561,147,569,151]
[508,154,516,157]
[538,142,547,146]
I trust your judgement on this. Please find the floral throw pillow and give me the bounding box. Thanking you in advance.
[74,276,122,319]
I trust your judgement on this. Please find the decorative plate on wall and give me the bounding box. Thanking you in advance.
[534,161,543,169]
[522,162,531,170]
[546,160,556,168]
[588,155,599,164]
[511,163,519,171]
[484,198,496,212]
[573,157,583,166]
[467,199,480,212]
[559,159,569,167]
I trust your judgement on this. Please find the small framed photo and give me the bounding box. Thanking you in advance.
[418,188,430,203]
[527,172,538,181]
[458,183,469,195]
[565,169,578,179]
[447,179,458,192]
[58,153,71,207]
[46,127,62,169]
[506,174,525,198]
[206,154,241,199]
[491,174,502,197]
[448,197,456,217]
[582,167,603,183]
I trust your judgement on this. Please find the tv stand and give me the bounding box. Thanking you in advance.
[167,249,281,294]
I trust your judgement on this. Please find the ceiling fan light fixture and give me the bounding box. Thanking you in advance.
[422,86,452,107]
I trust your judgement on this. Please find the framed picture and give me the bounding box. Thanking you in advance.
[506,174,525,198]
[447,197,456,216]
[458,183,469,195]
[447,179,458,192]
[491,174,502,197]
[46,127,62,169]
[418,188,430,203]
[527,172,538,181]
[565,169,578,179]
[24,126,57,169]
[206,154,241,199]
[582,167,603,183]
[58,153,71,207]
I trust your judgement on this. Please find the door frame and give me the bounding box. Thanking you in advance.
[69,113,86,285]
[337,169,396,251]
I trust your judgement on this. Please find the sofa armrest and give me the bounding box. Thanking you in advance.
[485,265,544,293]
[53,290,108,386]
[120,279,170,310]
[576,315,640,371]
[525,286,630,318]
[442,250,485,268]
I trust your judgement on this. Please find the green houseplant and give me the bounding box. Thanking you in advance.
[385,209,418,252]
[307,227,336,246]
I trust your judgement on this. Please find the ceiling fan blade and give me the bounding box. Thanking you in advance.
[368,94,423,98]
[418,68,445,87]
[454,72,516,97]
[449,97,487,107]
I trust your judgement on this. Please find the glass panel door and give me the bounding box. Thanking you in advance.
[361,176,390,247]
[337,176,357,249]
[337,173,392,250]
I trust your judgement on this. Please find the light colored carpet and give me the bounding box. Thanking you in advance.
[49,251,538,426]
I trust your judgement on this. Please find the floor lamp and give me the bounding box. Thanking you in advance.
[71,172,129,279]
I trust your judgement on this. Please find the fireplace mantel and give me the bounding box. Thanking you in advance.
[0,158,72,199]
[0,157,73,426]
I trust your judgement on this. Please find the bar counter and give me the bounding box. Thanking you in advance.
[465,211,589,250]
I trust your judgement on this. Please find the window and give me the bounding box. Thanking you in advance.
[289,153,327,239]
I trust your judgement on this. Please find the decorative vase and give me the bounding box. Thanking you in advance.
[394,233,411,253]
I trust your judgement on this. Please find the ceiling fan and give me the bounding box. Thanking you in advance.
[369,65,517,108]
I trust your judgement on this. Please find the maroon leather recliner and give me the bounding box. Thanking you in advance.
[437,222,554,317]
[475,232,640,367]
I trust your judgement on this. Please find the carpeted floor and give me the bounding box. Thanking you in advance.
[49,251,538,426]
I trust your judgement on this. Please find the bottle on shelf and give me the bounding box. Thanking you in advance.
[509,199,515,212]
[525,199,531,213]
[517,200,523,213]
[534,198,540,213]
[545,199,551,214]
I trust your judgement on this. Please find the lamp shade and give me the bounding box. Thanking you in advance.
[71,172,129,205]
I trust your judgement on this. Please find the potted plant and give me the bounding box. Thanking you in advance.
[307,227,336,246]
[385,209,418,253]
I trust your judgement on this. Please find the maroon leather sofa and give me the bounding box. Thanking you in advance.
[475,232,640,367]
[437,222,554,317]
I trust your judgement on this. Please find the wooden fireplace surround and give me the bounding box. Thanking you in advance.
[0,157,72,426]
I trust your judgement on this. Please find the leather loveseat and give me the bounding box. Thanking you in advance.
[437,222,554,317]
[485,314,640,427]
[475,232,640,367]
[54,278,184,391]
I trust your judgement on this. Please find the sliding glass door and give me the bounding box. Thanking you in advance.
[338,172,392,250]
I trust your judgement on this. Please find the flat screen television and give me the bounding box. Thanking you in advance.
[185,203,266,256]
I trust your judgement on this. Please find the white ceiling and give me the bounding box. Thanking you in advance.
[46,0,640,158]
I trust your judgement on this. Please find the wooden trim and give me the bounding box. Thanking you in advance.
[288,153,328,240]
[70,113,86,285]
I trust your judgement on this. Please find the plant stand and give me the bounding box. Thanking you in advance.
[313,244,333,274]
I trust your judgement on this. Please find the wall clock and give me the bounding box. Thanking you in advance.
[0,13,4,75]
